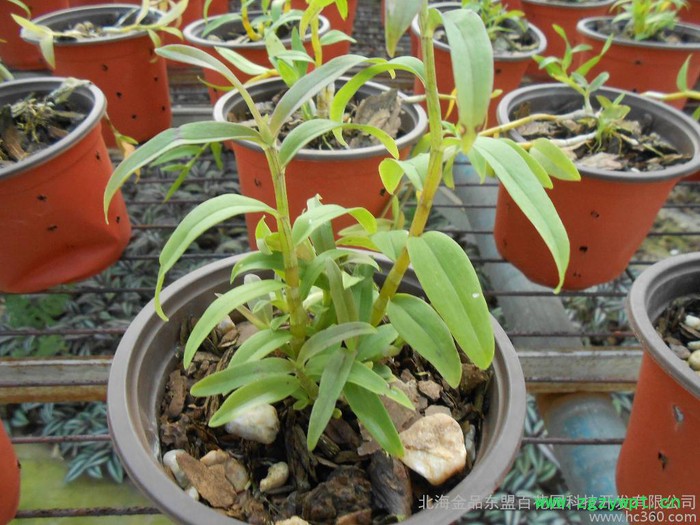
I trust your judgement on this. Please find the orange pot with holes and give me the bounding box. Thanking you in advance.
[291,0,357,55]
[575,17,700,110]
[0,78,131,293]
[0,0,69,70]
[493,84,700,290]
[184,12,331,104]
[521,0,615,80]
[680,0,700,24]
[213,78,428,247]
[410,2,546,127]
[22,5,172,145]
[0,423,19,525]
[619,253,700,523]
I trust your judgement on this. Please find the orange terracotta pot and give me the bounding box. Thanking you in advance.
[410,2,546,128]
[0,422,19,525]
[24,5,172,145]
[575,17,700,110]
[522,0,615,80]
[184,12,331,104]
[619,253,700,522]
[0,78,131,293]
[213,78,428,247]
[493,84,700,290]
[290,0,357,55]
[69,0,118,5]
[0,0,69,70]
[680,0,700,25]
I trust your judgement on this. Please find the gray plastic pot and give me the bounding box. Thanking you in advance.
[22,5,171,144]
[107,253,527,525]
[184,12,331,103]
[618,253,700,521]
[493,83,700,290]
[0,77,131,292]
[213,77,428,247]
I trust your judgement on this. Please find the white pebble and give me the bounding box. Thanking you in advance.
[217,315,236,334]
[225,404,280,444]
[684,315,700,330]
[185,485,200,501]
[260,462,289,492]
[275,518,311,525]
[200,449,229,467]
[688,350,700,371]
[398,413,466,486]
[225,458,250,492]
[687,341,700,351]
[162,449,189,488]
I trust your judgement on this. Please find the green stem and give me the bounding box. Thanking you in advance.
[370,0,445,326]
[263,147,307,355]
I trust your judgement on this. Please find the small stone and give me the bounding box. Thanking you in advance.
[398,413,466,486]
[688,341,700,351]
[275,518,310,525]
[425,405,451,417]
[464,423,476,466]
[418,380,442,401]
[162,449,189,488]
[336,509,372,525]
[185,485,200,501]
[225,404,280,444]
[670,344,691,360]
[688,350,700,371]
[684,314,700,330]
[176,454,236,508]
[225,458,249,492]
[237,321,259,346]
[201,449,229,467]
[260,462,289,492]
[217,315,236,334]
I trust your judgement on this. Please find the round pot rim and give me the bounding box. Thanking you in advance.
[626,252,700,398]
[576,16,700,50]
[107,253,526,525]
[212,76,429,160]
[0,77,106,180]
[410,1,547,61]
[23,4,165,46]
[184,10,330,50]
[521,0,616,9]
[496,82,700,181]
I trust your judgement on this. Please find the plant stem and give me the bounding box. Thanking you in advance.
[263,147,307,355]
[370,0,445,326]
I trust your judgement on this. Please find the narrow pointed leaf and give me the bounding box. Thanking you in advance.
[356,324,399,361]
[185,280,285,366]
[407,231,494,369]
[384,0,421,57]
[227,329,294,367]
[191,358,294,396]
[291,204,376,246]
[371,230,408,262]
[502,139,552,189]
[298,322,376,364]
[343,383,404,457]
[347,363,414,410]
[529,138,581,181]
[231,252,285,283]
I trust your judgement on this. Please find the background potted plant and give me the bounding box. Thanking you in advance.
[103,0,579,522]
[618,252,700,524]
[15,1,187,145]
[575,0,700,109]
[410,0,547,126]
[493,36,700,290]
[291,0,358,55]
[0,76,132,293]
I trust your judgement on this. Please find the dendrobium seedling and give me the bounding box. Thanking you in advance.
[103,0,577,456]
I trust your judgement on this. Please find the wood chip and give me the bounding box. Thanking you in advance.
[176,453,237,508]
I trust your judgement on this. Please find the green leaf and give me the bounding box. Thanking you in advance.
[326,259,358,324]
[209,375,300,427]
[228,328,294,367]
[191,358,294,396]
[441,8,493,151]
[371,230,408,262]
[502,139,552,189]
[407,232,494,369]
[347,363,414,410]
[104,122,264,220]
[278,119,399,167]
[216,46,272,76]
[387,294,462,387]
[297,322,376,364]
[154,194,277,319]
[356,324,399,361]
[677,55,692,92]
[307,349,355,450]
[529,139,581,181]
[343,383,404,457]
[269,54,370,136]
[384,0,421,57]
[379,153,429,193]
[184,279,286,367]
[291,204,376,246]
[230,252,285,283]
[320,29,356,45]
[473,136,570,292]
[157,44,239,84]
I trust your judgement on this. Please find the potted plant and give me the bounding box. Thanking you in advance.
[0,76,132,293]
[15,1,188,145]
[0,0,69,70]
[520,0,616,80]
[410,0,547,126]
[290,0,358,55]
[618,252,700,524]
[0,421,20,524]
[575,0,700,109]
[104,0,578,522]
[493,38,700,290]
